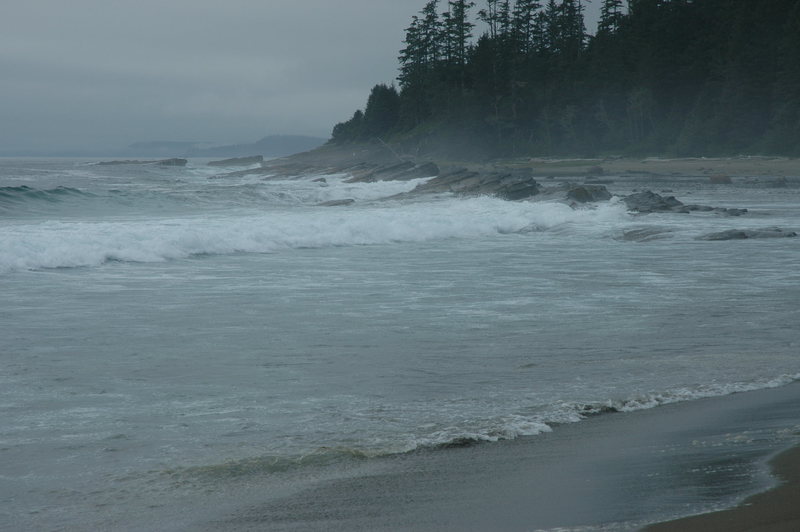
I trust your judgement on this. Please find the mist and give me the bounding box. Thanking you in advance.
[0,1,601,155]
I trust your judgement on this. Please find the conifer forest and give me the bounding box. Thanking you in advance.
[331,0,800,158]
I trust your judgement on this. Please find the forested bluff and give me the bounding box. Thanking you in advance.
[329,0,800,160]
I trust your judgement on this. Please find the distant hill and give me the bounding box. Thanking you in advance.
[185,135,327,158]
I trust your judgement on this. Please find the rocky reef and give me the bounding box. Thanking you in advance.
[697,227,797,240]
[207,156,264,167]
[96,158,187,167]
[623,191,748,216]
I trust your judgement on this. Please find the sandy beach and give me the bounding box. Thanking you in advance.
[646,445,800,531]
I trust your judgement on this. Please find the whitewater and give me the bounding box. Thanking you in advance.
[1,157,799,530]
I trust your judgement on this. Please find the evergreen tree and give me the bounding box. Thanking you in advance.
[445,0,476,71]
[331,110,364,143]
[362,84,401,139]
[420,0,443,66]
[398,16,424,89]
[598,0,625,35]
[478,0,502,39]
[511,0,542,55]
[334,0,800,156]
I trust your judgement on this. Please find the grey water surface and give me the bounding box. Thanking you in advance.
[1,158,798,530]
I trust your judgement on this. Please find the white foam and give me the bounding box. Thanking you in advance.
[257,174,435,205]
[398,373,800,454]
[0,197,630,273]
[608,373,800,412]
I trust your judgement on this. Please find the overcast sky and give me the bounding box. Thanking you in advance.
[1,1,601,153]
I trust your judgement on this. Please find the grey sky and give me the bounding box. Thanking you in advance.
[1,1,600,153]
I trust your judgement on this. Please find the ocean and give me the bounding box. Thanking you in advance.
[1,157,799,530]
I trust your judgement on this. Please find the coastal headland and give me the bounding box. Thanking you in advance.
[251,142,798,187]
[216,143,799,240]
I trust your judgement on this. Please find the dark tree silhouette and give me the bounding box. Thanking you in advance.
[332,0,800,158]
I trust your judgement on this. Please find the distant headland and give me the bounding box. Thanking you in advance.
[328,0,800,160]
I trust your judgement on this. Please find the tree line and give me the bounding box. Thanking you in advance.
[331,0,800,158]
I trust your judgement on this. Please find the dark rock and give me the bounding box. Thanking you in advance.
[395,161,440,180]
[345,161,413,183]
[312,177,327,183]
[344,161,440,183]
[373,161,416,176]
[97,158,187,167]
[566,185,612,203]
[624,190,748,216]
[157,158,188,167]
[96,159,148,166]
[722,208,748,216]
[682,204,715,212]
[208,155,264,167]
[620,227,674,242]
[438,437,481,449]
[623,191,684,213]
[317,198,355,207]
[493,174,542,200]
[407,168,477,195]
[408,169,541,200]
[697,227,797,241]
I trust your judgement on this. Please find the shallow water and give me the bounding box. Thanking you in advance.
[1,158,799,529]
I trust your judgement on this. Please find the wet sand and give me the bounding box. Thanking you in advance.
[204,383,800,531]
[646,444,800,531]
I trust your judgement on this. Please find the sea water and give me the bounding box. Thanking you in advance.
[1,157,799,529]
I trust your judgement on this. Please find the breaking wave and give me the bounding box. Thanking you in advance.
[167,373,800,484]
[0,196,629,273]
[0,185,93,206]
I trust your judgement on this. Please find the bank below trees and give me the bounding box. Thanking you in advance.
[330,0,800,160]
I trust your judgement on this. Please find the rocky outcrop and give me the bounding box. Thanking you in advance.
[157,158,188,167]
[96,160,147,166]
[345,161,412,182]
[97,158,187,167]
[207,156,264,167]
[697,227,797,240]
[623,191,684,212]
[624,190,747,216]
[405,169,542,200]
[619,227,675,242]
[566,185,613,203]
[317,198,355,207]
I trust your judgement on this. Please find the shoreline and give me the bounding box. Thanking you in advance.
[644,443,800,531]
[203,382,800,531]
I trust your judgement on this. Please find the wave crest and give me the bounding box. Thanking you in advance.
[0,197,629,273]
[164,374,800,482]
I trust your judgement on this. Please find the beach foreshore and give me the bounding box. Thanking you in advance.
[646,443,800,531]
[201,383,800,531]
